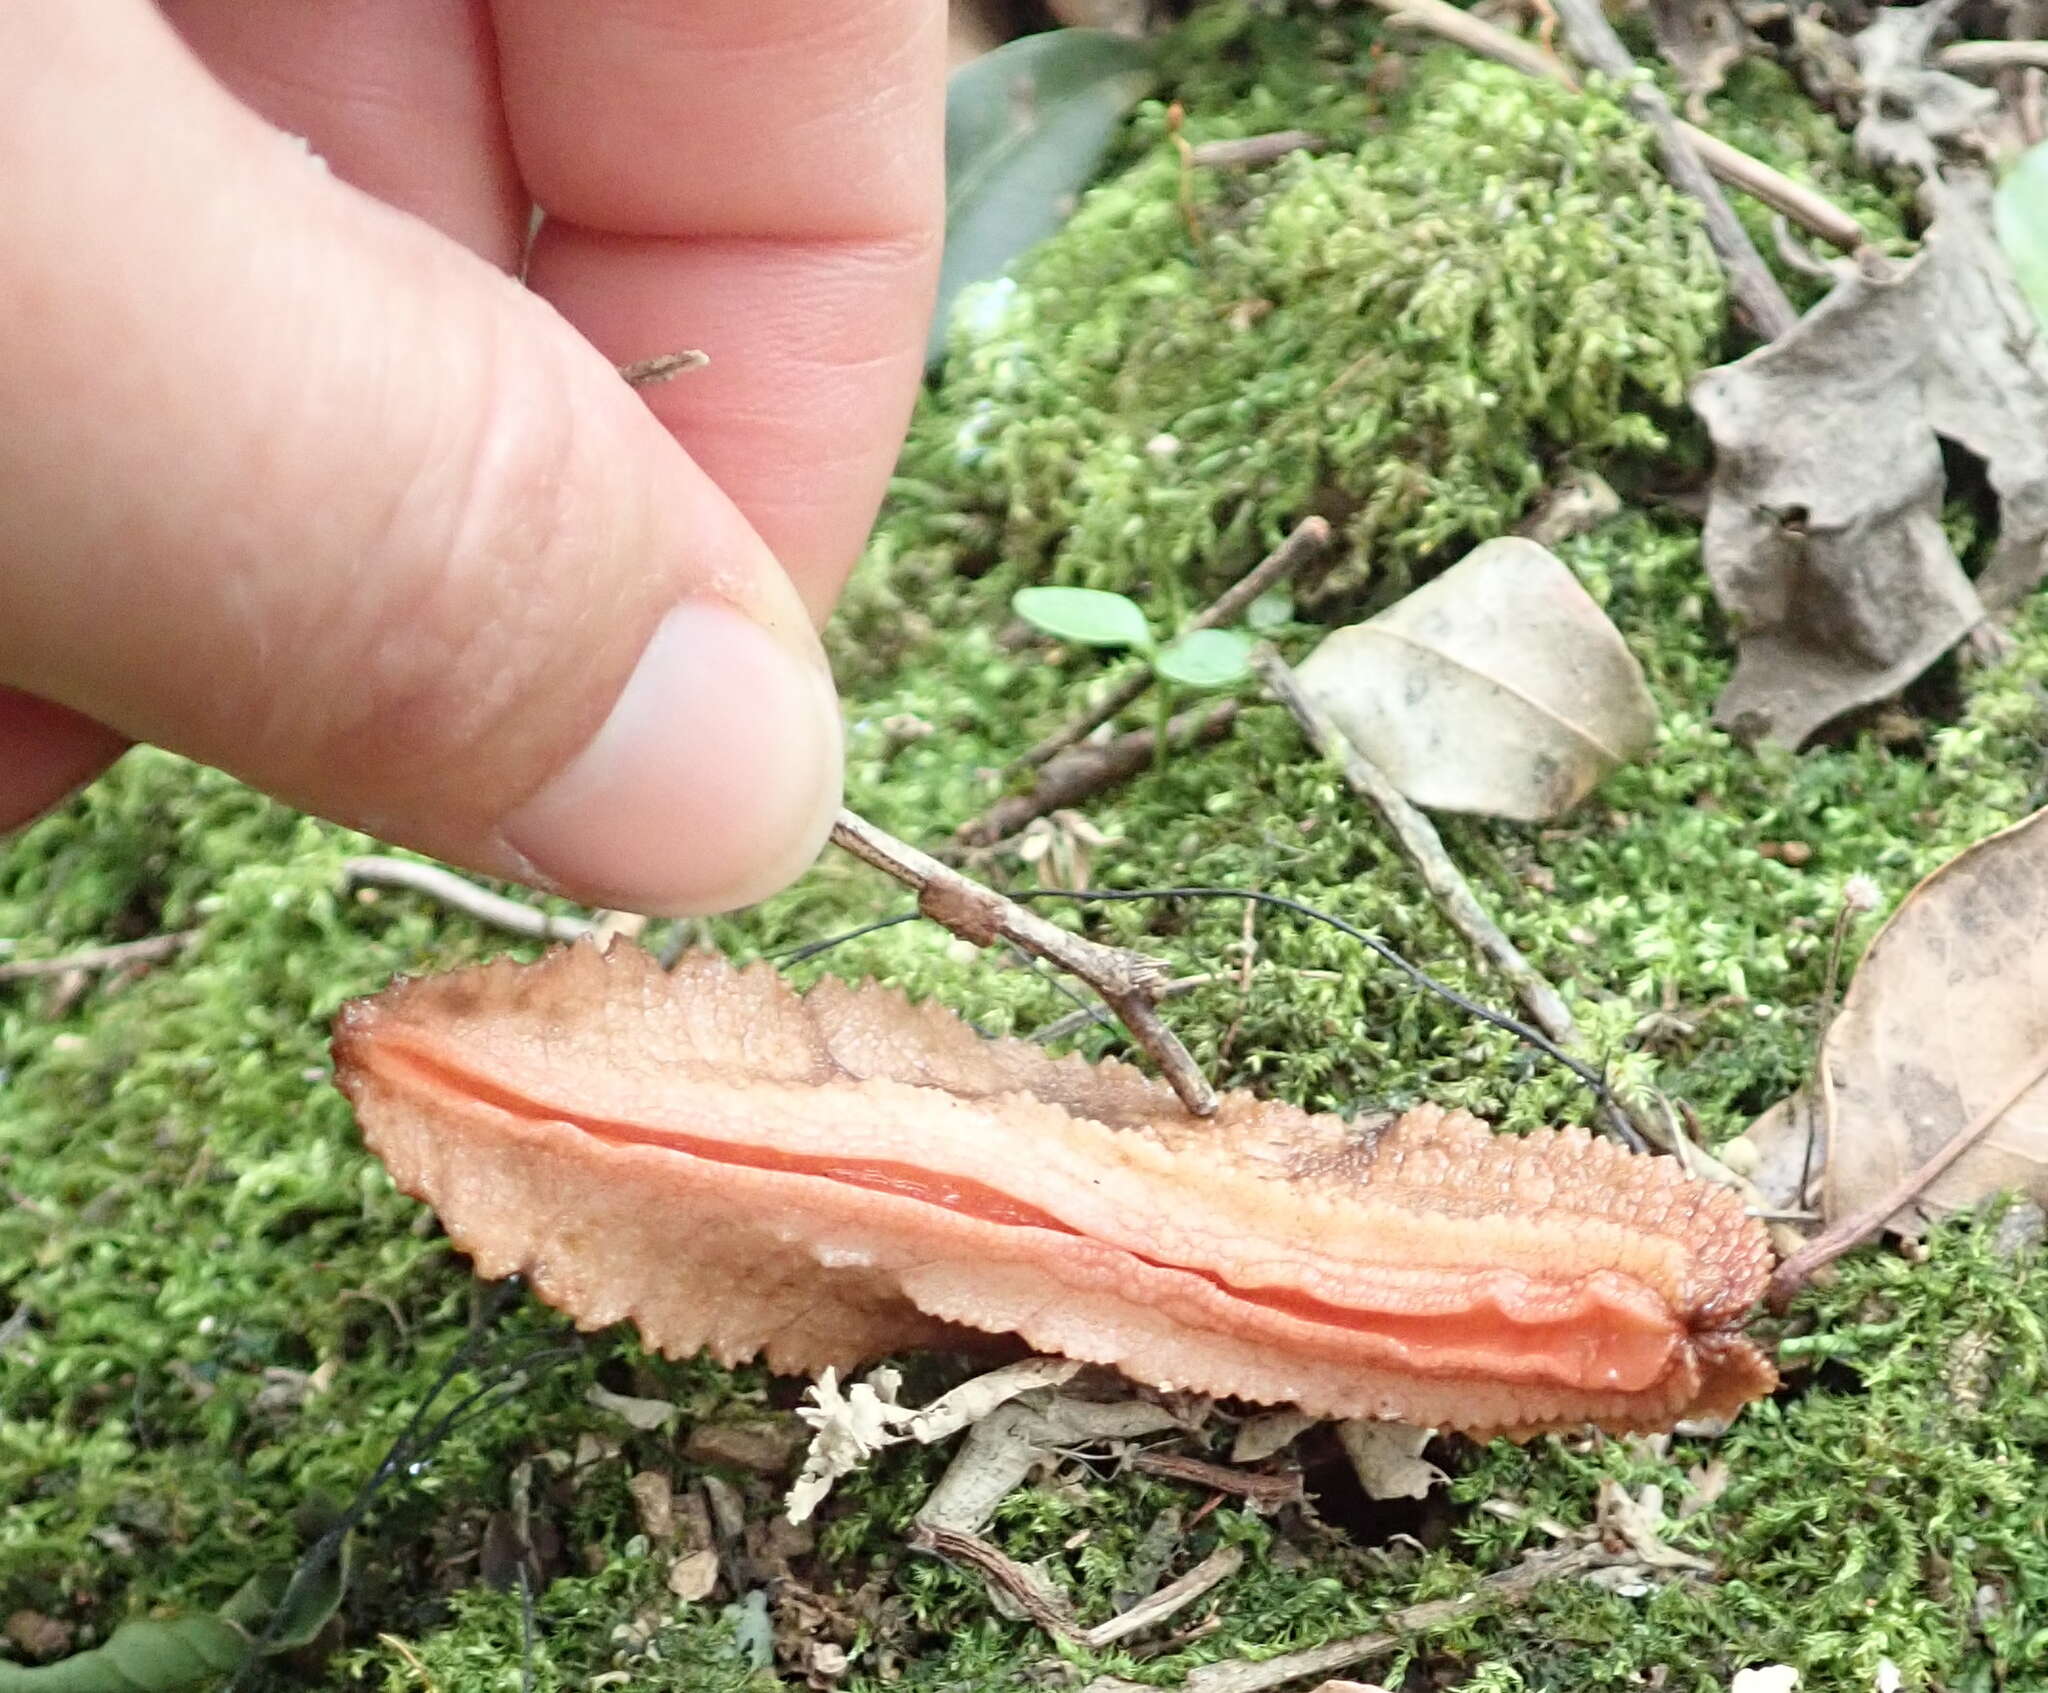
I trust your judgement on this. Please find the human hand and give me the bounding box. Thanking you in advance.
[0,2,942,915]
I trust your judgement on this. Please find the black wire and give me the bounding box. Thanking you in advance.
[763,886,1625,1126]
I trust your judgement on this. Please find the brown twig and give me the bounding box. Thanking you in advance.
[830,811,1219,1115]
[1546,0,1797,338]
[1014,517,1333,773]
[1082,1546,1245,1650]
[1083,1543,1617,1693]
[0,930,197,985]
[909,1524,1086,1643]
[617,350,709,387]
[340,857,594,942]
[1253,650,1661,1152]
[1127,1452,1304,1509]
[1767,1045,2048,1311]
[1189,131,1327,168]
[1252,652,1580,1049]
[1368,0,1868,252]
[960,701,1242,849]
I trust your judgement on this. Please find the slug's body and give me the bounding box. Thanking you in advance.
[333,944,1775,1437]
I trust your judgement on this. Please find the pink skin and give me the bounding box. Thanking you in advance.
[0,1,942,915]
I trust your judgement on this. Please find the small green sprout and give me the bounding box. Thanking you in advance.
[1010,585,1257,688]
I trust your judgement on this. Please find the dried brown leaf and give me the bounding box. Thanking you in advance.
[1296,537,1657,822]
[1800,807,2048,1234]
[1694,174,2048,745]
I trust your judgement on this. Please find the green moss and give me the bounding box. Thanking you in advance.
[7,5,2048,1691]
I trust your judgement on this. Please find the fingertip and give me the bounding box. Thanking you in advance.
[0,690,128,832]
[501,598,843,915]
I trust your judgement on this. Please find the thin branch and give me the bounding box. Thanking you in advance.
[1084,1543,1617,1693]
[1126,1452,1304,1509]
[1253,650,1656,1151]
[1767,1044,2048,1311]
[1546,0,1797,338]
[1033,973,1220,1044]
[1082,1546,1245,1650]
[1190,131,1327,168]
[908,1524,1087,1643]
[1015,517,1333,772]
[830,811,1219,1116]
[341,857,594,942]
[960,701,1241,849]
[1369,0,1867,253]
[0,930,197,985]
[1938,39,2048,74]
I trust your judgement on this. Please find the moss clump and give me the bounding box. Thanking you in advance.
[906,43,1722,616]
[6,4,2048,1691]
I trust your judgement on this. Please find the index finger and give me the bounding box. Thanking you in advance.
[493,0,945,622]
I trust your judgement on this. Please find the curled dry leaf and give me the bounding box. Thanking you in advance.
[1337,1419,1446,1502]
[1295,537,1657,823]
[1694,174,2048,745]
[332,943,1775,1438]
[1756,808,2048,1238]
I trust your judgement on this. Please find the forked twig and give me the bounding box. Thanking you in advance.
[830,810,1219,1116]
[959,701,1241,850]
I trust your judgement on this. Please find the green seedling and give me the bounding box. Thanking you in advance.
[1010,586,1256,688]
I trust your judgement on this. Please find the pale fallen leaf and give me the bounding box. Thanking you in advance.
[1791,808,2048,1235]
[1647,0,1757,116]
[1730,1668,1800,1693]
[788,1366,909,1524]
[1337,1419,1446,1502]
[1230,1407,1317,1464]
[667,1548,720,1603]
[1851,5,1996,178]
[1595,1479,1713,1573]
[585,1383,679,1432]
[1693,173,2048,746]
[1295,537,1657,822]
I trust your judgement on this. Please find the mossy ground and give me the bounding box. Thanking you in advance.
[4,6,2045,1690]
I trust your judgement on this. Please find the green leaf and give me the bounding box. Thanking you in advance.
[1995,139,2048,331]
[1012,586,1155,651]
[1246,589,1295,633]
[1154,628,1255,689]
[0,1618,251,1693]
[931,30,1156,365]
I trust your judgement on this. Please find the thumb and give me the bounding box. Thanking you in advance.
[0,9,842,917]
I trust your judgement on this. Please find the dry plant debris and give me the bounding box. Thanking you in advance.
[1693,173,2048,745]
[1747,806,2048,1303]
[333,942,1777,1438]
[1295,536,1658,823]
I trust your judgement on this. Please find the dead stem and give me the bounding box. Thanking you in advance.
[1767,1044,2048,1311]
[1189,131,1327,168]
[1126,1452,1304,1509]
[959,701,1241,850]
[1254,649,1658,1152]
[1367,0,1868,252]
[1083,1547,1245,1650]
[340,857,594,942]
[0,930,197,985]
[1546,0,1797,339]
[1013,517,1332,773]
[1082,1543,1618,1693]
[908,1524,1087,1643]
[830,810,1219,1116]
